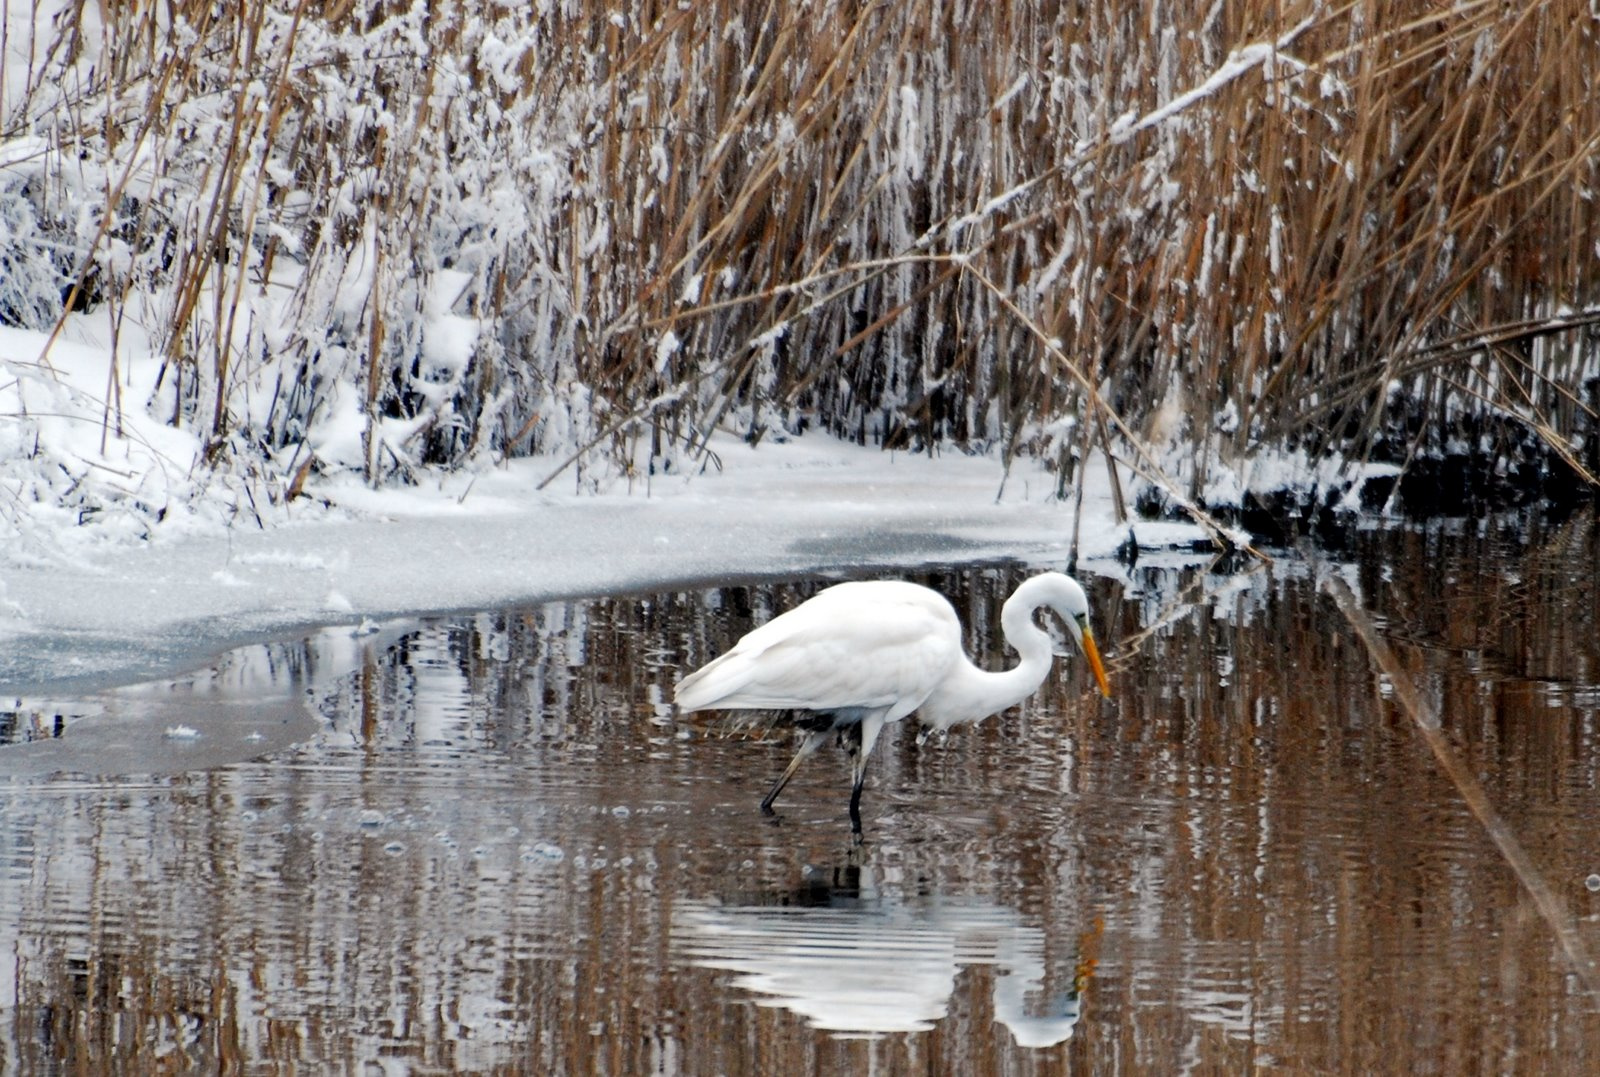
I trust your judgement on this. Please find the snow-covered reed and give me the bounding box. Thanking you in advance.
[2,0,1596,536]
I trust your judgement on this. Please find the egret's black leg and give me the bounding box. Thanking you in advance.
[846,721,868,839]
[762,730,828,814]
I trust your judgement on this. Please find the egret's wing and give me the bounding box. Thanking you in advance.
[675,581,961,721]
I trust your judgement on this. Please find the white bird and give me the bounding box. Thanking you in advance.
[674,571,1111,836]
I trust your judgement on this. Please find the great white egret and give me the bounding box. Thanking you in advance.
[674,572,1111,835]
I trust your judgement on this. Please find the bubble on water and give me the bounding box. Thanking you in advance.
[383,841,404,856]
[240,810,259,824]
[163,725,200,739]
[528,841,564,862]
[611,805,631,819]
[358,809,387,829]
[1585,874,1600,892]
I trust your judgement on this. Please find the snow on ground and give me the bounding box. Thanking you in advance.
[2,317,1211,693]
[0,427,1188,693]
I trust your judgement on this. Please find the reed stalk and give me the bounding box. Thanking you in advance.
[3,0,1595,511]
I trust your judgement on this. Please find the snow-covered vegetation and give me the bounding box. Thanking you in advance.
[2,0,1597,554]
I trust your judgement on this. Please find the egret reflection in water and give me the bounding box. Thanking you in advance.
[673,867,1097,1047]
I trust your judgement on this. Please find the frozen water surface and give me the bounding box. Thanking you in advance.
[1,518,1598,1071]
[0,428,1184,693]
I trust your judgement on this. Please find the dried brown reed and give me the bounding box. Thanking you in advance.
[12,0,1600,508]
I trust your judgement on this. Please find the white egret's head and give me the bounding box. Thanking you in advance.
[1043,572,1111,698]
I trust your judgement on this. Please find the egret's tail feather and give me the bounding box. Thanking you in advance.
[674,646,820,713]
[673,650,758,713]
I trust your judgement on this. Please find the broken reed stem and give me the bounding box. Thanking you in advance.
[963,260,1269,563]
[1322,572,1600,997]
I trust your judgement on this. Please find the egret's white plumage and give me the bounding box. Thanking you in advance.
[675,571,1111,835]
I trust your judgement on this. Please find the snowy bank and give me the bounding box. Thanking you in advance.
[0,355,1208,694]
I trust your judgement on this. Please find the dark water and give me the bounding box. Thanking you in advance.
[2,513,1599,1073]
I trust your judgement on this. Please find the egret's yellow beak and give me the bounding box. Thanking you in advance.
[1079,627,1112,698]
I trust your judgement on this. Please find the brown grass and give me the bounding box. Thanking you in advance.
[9,0,1599,509]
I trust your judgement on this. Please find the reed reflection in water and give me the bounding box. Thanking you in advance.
[0,514,1597,1071]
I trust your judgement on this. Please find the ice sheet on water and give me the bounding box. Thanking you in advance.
[0,394,1216,694]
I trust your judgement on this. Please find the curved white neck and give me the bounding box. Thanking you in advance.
[919,575,1079,730]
